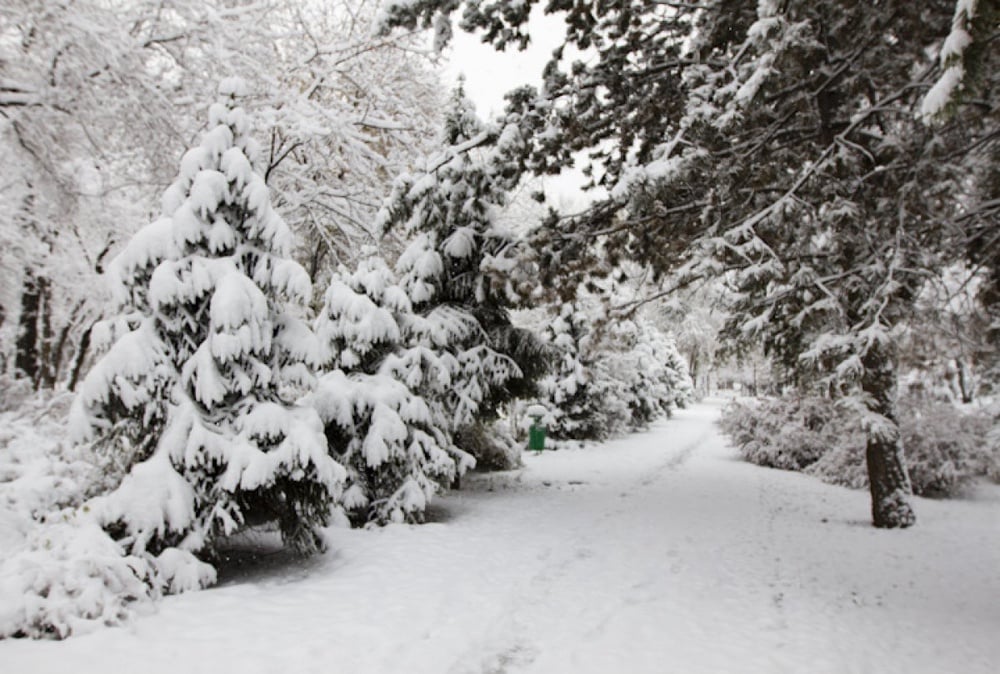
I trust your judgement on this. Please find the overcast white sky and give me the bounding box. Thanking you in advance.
[440,6,560,118]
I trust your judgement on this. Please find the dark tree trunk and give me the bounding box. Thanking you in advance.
[956,358,974,404]
[68,321,94,392]
[15,268,42,385]
[860,342,916,528]
[687,347,700,391]
[48,299,87,387]
[35,275,56,388]
[0,303,6,373]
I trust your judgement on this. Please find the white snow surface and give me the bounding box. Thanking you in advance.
[4,400,998,673]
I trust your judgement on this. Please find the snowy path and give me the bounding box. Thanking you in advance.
[4,401,999,673]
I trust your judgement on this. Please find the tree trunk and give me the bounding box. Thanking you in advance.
[35,275,56,388]
[0,303,6,373]
[687,347,700,393]
[861,342,916,529]
[67,322,94,391]
[48,299,87,387]
[956,358,974,404]
[14,268,42,384]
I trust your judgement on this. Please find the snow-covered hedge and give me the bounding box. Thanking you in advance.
[718,397,852,472]
[454,420,521,472]
[720,395,998,497]
[899,399,995,497]
[0,515,213,639]
[0,392,96,533]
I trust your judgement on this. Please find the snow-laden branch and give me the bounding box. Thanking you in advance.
[921,0,980,121]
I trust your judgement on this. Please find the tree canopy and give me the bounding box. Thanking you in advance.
[382,0,1000,527]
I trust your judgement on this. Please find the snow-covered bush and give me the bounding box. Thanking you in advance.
[898,398,995,497]
[0,515,214,639]
[0,518,155,639]
[805,439,869,491]
[0,393,98,558]
[719,397,848,471]
[454,420,521,472]
[0,393,140,640]
[720,395,998,497]
[986,423,1000,483]
[0,393,217,640]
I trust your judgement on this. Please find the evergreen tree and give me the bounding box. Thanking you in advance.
[540,302,616,441]
[71,79,344,560]
[311,252,469,525]
[652,325,695,412]
[922,0,998,120]
[627,316,694,419]
[539,300,694,440]
[379,83,549,431]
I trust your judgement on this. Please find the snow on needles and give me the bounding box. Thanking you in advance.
[922,0,979,120]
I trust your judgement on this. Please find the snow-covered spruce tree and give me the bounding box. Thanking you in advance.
[625,316,693,420]
[539,297,694,441]
[647,321,695,412]
[539,302,616,441]
[71,79,344,559]
[310,251,468,525]
[379,83,549,438]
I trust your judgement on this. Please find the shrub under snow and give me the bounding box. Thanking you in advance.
[720,395,998,497]
[718,397,851,472]
[0,393,96,540]
[0,393,196,640]
[899,399,995,497]
[454,420,522,472]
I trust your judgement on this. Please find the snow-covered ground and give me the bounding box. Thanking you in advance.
[3,400,998,673]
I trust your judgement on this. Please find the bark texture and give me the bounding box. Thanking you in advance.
[861,343,916,528]
[14,269,42,384]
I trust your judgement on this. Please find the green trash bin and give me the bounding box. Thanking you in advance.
[526,404,547,452]
[528,420,546,451]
